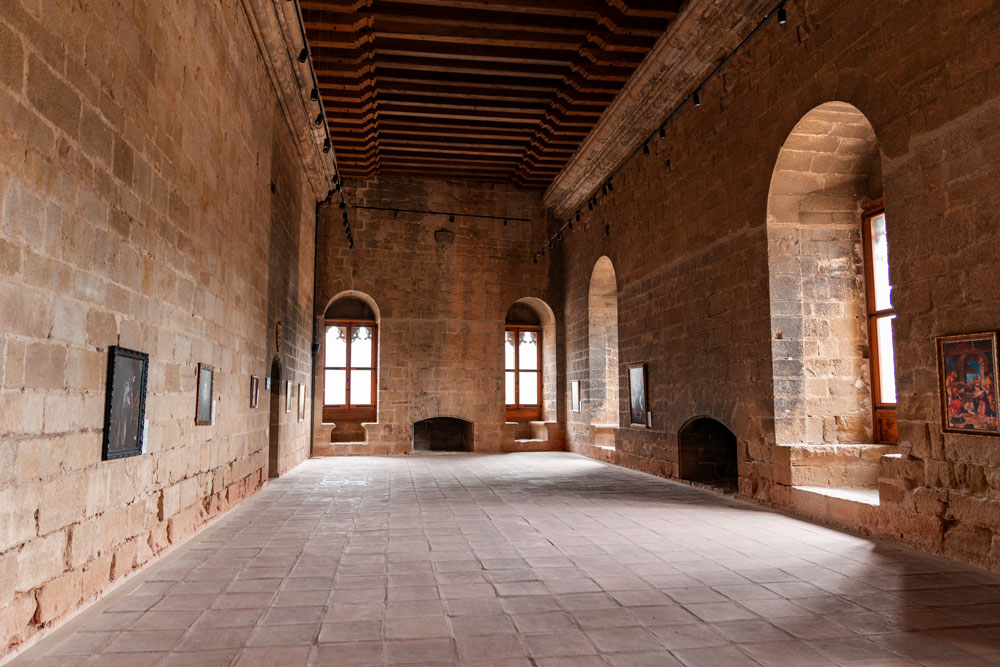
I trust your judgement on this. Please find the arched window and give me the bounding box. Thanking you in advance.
[323,297,377,422]
[505,302,542,421]
[862,200,896,441]
[767,101,895,445]
[588,257,620,427]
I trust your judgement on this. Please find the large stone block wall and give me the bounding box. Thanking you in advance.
[0,0,315,654]
[312,176,559,455]
[560,0,1000,569]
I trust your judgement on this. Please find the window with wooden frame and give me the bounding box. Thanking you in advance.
[862,199,897,443]
[505,325,542,421]
[323,319,377,422]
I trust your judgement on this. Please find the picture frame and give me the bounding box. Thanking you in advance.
[250,375,259,409]
[571,380,581,413]
[297,383,306,422]
[936,332,1000,436]
[285,380,292,413]
[628,363,649,428]
[102,346,149,460]
[195,363,215,425]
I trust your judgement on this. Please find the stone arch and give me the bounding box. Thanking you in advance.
[321,291,381,441]
[767,101,883,445]
[505,297,557,421]
[678,416,738,491]
[268,357,281,478]
[588,256,620,427]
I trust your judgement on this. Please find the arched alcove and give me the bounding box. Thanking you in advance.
[588,257,620,427]
[767,102,884,445]
[505,298,557,422]
[268,357,281,478]
[322,291,381,442]
[678,417,738,491]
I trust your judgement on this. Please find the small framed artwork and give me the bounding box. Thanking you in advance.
[102,346,149,460]
[571,381,581,413]
[937,332,1000,436]
[250,375,259,409]
[297,383,306,422]
[285,380,292,413]
[196,363,215,425]
[628,363,649,428]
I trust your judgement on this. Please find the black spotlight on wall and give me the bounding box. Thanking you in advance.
[693,90,702,108]
[503,219,508,226]
[601,184,608,196]
[568,220,574,230]
[587,200,593,211]
[338,201,346,210]
[533,255,538,264]
[323,138,331,153]
[540,247,545,257]
[605,223,610,236]
[659,126,666,140]
[576,212,581,222]
[556,231,562,241]
[449,214,455,222]
[607,180,614,192]
[298,48,309,63]
[642,143,650,156]
[310,87,319,101]
[314,112,324,126]
[777,3,787,25]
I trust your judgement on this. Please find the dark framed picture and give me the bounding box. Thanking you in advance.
[102,346,149,460]
[628,363,648,428]
[571,380,581,413]
[250,375,259,409]
[285,380,292,413]
[297,383,306,422]
[196,363,215,425]
[937,332,999,436]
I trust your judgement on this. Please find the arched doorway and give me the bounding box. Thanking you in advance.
[588,256,619,427]
[678,417,738,492]
[766,101,891,445]
[268,357,281,478]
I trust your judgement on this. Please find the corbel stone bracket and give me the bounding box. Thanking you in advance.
[239,0,337,201]
[544,0,774,220]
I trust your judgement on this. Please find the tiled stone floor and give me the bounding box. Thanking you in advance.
[13,452,1000,666]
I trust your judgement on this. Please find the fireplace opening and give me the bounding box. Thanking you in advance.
[413,417,473,452]
[678,417,739,492]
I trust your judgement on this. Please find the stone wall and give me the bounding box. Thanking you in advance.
[559,0,1000,570]
[312,175,559,455]
[0,0,315,654]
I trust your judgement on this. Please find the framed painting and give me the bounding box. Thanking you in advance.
[102,346,149,460]
[937,332,1000,436]
[571,380,581,413]
[196,363,214,425]
[628,363,649,428]
[250,375,259,409]
[285,380,292,413]
[297,383,306,422]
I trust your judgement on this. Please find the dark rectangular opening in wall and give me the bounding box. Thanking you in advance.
[413,418,473,452]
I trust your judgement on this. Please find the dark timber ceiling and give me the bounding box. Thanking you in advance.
[301,0,686,189]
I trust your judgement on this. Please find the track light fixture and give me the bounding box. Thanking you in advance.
[642,143,650,156]
[607,180,614,192]
[568,220,573,230]
[310,87,319,101]
[591,196,597,207]
[503,219,508,226]
[298,48,309,63]
[314,112,323,126]
[323,138,331,153]
[601,184,608,196]
[659,126,666,140]
[547,240,552,249]
[449,214,455,222]
[540,247,545,256]
[777,4,787,24]
[693,90,701,107]
[533,255,538,264]
[335,181,342,192]
[556,231,562,241]
[587,200,593,211]
[338,201,346,210]
[576,212,581,222]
